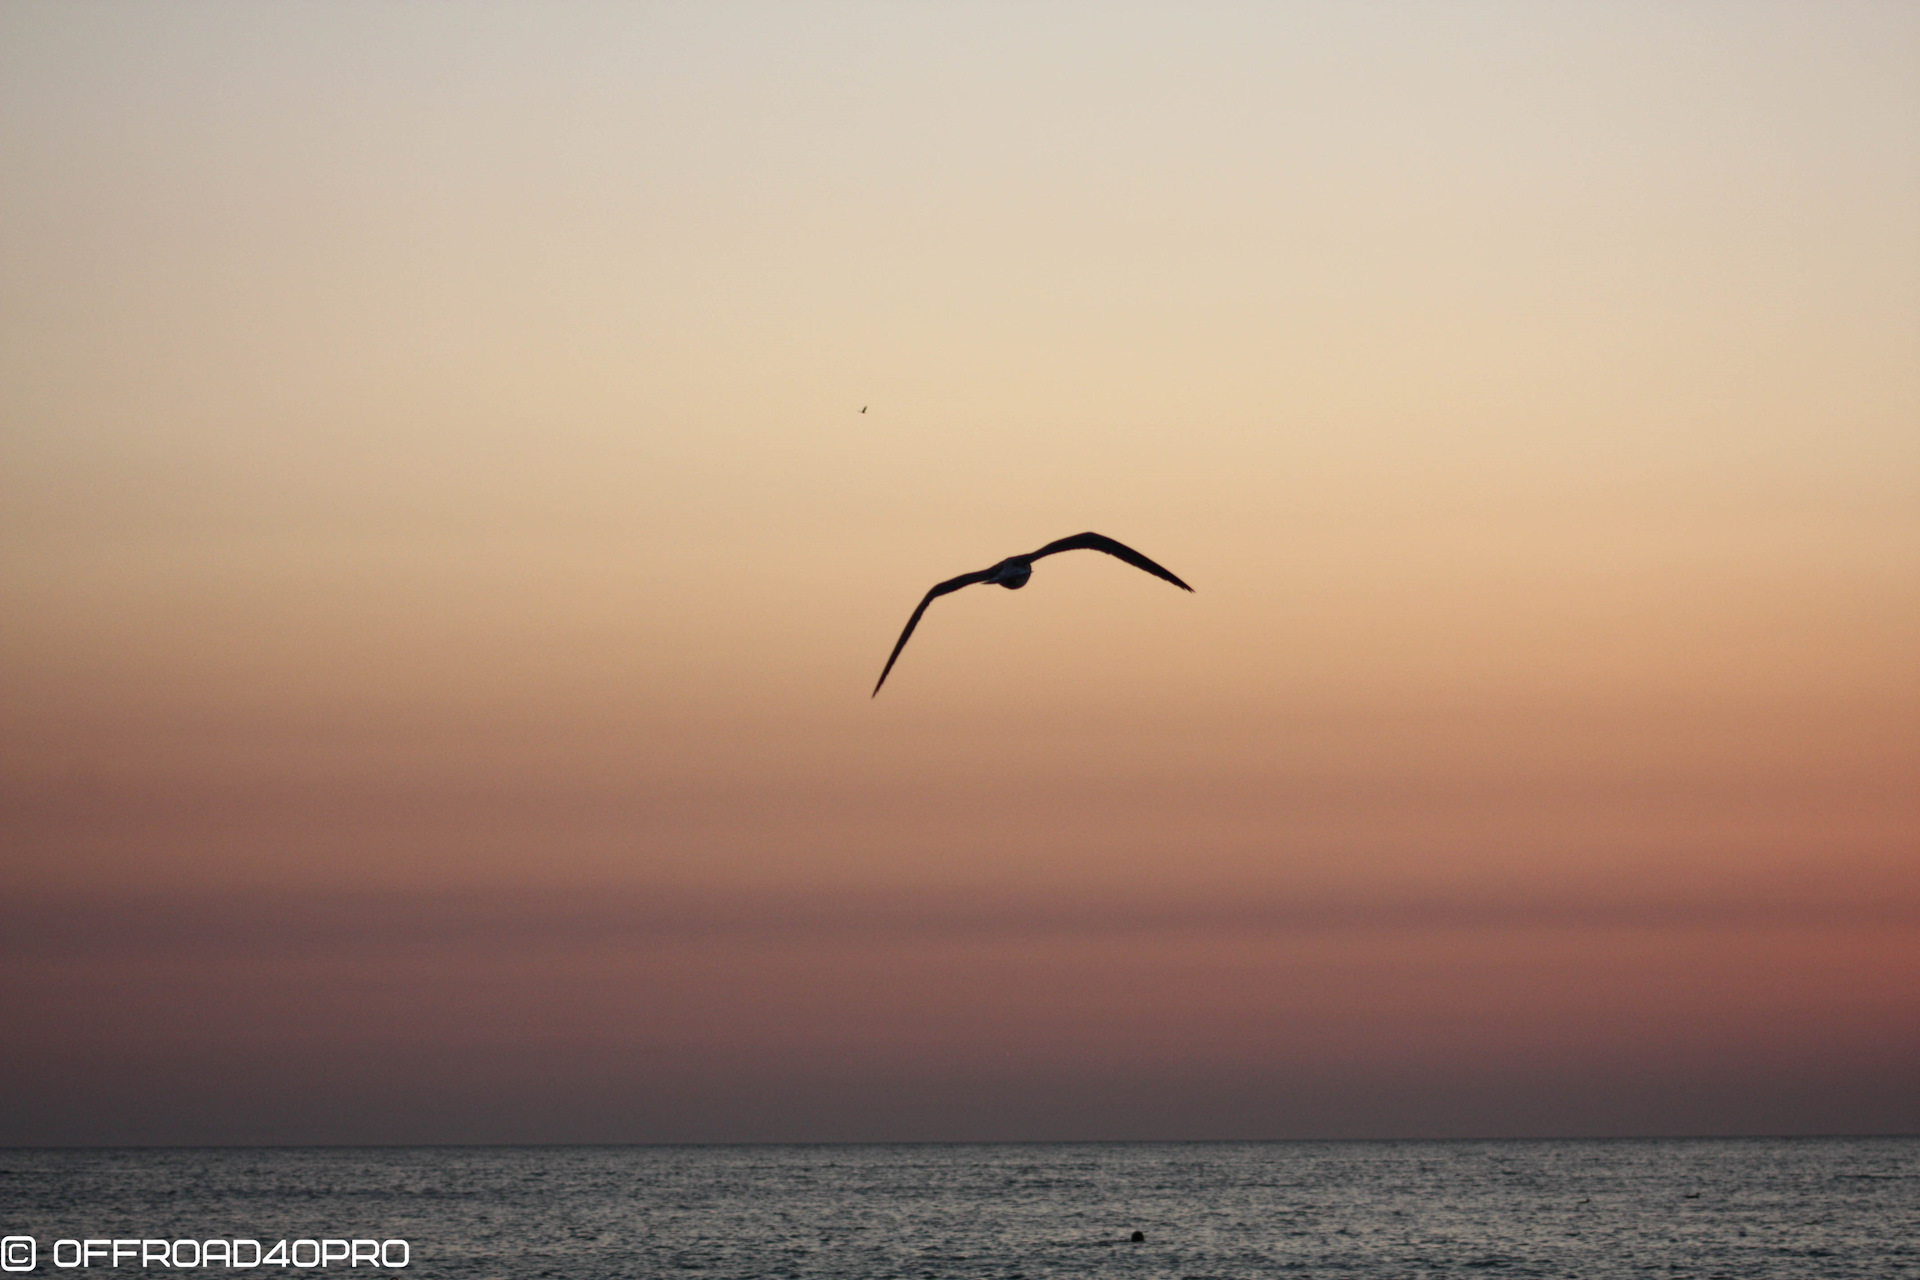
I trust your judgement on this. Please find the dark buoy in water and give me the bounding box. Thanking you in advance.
[1130,1230,1145,1243]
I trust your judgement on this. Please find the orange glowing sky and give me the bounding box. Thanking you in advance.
[2,2,1916,1144]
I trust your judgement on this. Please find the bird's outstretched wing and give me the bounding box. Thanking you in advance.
[872,567,996,696]
[1024,531,1194,592]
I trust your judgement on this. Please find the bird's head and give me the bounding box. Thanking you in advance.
[989,560,1032,590]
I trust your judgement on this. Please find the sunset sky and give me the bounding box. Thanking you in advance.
[3,2,1915,1144]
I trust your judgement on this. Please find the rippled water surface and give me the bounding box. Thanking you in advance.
[4,1138,1916,1277]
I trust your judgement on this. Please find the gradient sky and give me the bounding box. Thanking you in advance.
[2,2,1916,1144]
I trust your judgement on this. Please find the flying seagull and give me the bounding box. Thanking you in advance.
[872,531,1193,695]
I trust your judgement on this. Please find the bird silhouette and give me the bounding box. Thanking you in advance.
[872,532,1192,695]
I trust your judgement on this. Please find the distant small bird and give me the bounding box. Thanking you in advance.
[860,406,867,413]
[871,531,1192,695]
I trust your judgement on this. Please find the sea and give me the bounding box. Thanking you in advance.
[2,1138,1915,1278]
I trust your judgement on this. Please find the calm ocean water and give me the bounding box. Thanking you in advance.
[2,1138,1915,1278]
